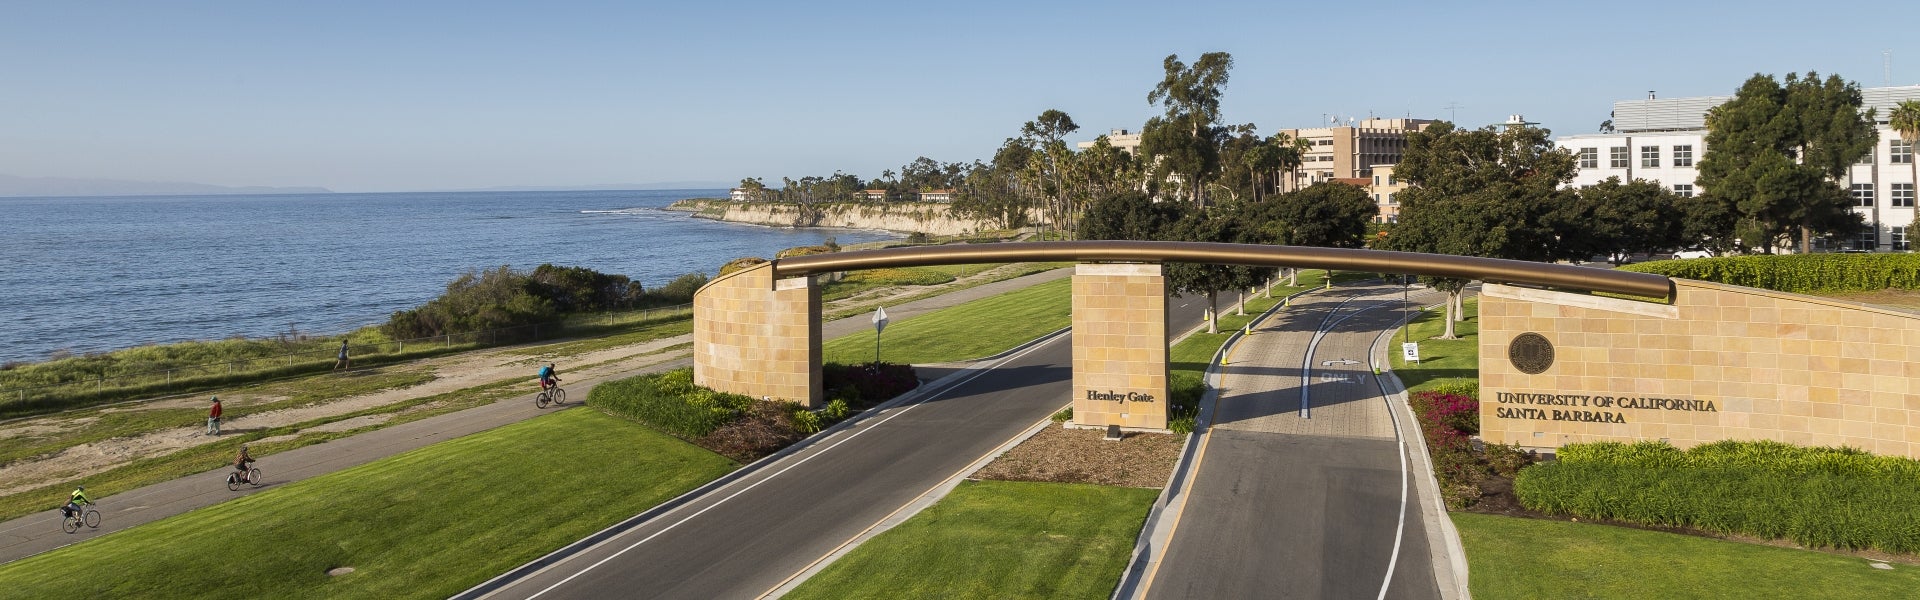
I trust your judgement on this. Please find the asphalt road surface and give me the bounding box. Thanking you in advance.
[467,293,1213,599]
[1145,281,1447,600]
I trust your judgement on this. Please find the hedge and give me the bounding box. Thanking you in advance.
[1515,440,1920,553]
[587,368,754,439]
[1621,253,1920,293]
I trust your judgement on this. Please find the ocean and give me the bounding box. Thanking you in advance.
[0,189,896,364]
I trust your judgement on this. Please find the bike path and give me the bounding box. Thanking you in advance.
[0,267,1073,565]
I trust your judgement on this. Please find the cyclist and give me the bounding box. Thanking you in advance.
[538,363,560,392]
[61,486,92,520]
[234,445,255,484]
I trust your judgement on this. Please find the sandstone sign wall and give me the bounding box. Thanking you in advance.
[1479,280,1920,459]
[692,262,822,407]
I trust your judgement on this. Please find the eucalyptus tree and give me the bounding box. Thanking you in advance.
[1141,52,1234,207]
[1386,121,1579,337]
[1018,110,1081,234]
[1697,72,1875,253]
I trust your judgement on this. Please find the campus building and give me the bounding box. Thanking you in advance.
[1555,85,1920,251]
[1274,117,1436,191]
[1075,129,1144,155]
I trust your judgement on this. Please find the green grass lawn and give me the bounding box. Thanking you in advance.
[1389,295,1479,393]
[822,277,1073,364]
[1454,512,1920,599]
[0,408,737,600]
[784,480,1158,600]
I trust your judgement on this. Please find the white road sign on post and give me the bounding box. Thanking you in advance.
[872,306,889,364]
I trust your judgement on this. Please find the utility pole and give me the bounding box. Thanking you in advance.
[1442,102,1464,123]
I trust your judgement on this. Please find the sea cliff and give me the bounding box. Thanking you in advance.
[666,199,1037,236]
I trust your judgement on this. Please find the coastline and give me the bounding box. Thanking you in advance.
[665,199,1036,236]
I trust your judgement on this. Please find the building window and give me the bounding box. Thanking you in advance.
[1387,193,1397,205]
[1388,175,1397,185]
[1387,214,1398,224]
[1673,145,1693,167]
[1893,140,1914,164]
[1373,176,1380,186]
[1672,184,1694,197]
[1856,227,1878,251]
[1641,146,1660,168]
[1895,183,1916,208]
[1894,226,1911,251]
[1373,194,1381,203]
[1316,139,1334,146]
[1610,147,1629,168]
[1852,183,1876,207]
[1578,148,1598,169]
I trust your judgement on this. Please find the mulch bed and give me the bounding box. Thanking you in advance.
[972,424,1185,488]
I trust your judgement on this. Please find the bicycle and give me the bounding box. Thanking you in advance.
[535,385,567,409]
[227,466,263,491]
[60,504,100,534]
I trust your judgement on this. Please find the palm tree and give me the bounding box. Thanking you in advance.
[1890,100,1920,250]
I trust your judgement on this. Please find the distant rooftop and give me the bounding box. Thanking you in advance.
[1610,84,1920,133]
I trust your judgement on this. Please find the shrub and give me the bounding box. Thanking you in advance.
[823,398,851,422]
[382,266,559,339]
[1621,253,1920,293]
[775,245,835,259]
[718,257,768,277]
[789,407,823,435]
[587,369,753,439]
[649,272,709,304]
[905,232,931,244]
[1051,407,1073,423]
[1515,440,1920,553]
[821,362,918,408]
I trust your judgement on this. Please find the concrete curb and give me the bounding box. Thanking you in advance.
[1373,299,1473,600]
[1110,284,1320,599]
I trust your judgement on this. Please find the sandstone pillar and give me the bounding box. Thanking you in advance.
[692,262,822,407]
[1072,263,1169,431]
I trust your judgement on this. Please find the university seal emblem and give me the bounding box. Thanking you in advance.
[1508,332,1554,375]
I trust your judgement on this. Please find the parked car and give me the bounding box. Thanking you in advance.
[1671,248,1714,259]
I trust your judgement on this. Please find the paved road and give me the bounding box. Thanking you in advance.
[0,267,1081,565]
[1145,282,1447,600]
[467,295,1213,600]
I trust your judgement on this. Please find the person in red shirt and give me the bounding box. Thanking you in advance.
[207,396,223,436]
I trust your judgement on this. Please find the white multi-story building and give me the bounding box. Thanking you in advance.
[1557,85,1920,251]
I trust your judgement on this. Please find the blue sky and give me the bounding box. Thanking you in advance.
[2,1,1909,192]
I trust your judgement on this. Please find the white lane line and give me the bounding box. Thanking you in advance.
[1370,291,1436,600]
[519,334,1067,600]
[1297,292,1381,418]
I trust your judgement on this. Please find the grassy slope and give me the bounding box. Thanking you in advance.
[0,408,736,600]
[1388,295,1479,393]
[1455,512,1920,599]
[785,480,1158,600]
[822,277,1073,365]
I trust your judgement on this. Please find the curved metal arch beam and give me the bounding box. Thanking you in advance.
[774,241,1673,300]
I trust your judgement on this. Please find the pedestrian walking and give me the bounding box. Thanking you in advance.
[333,339,350,372]
[207,396,223,436]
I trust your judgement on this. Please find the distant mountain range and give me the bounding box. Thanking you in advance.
[0,173,332,197]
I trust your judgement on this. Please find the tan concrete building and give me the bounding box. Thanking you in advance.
[1367,164,1410,223]
[1276,117,1435,191]
[1076,129,1144,155]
